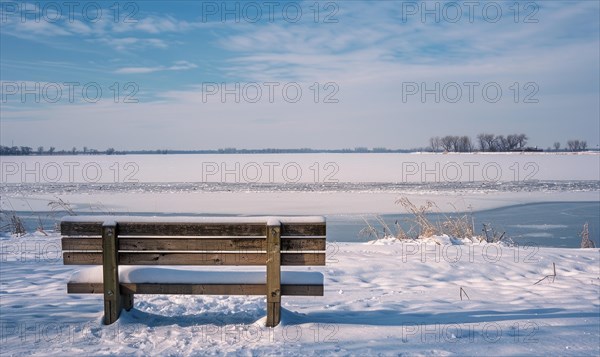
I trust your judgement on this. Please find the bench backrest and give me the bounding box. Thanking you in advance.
[61,216,326,266]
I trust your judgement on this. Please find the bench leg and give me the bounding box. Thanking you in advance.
[266,301,281,327]
[121,293,134,311]
[104,297,121,325]
[266,223,282,327]
[103,222,121,325]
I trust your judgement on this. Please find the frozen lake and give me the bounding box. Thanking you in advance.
[2,153,598,247]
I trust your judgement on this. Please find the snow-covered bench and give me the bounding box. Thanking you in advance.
[61,216,326,327]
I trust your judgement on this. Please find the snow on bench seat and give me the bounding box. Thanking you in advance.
[61,215,325,224]
[70,266,324,285]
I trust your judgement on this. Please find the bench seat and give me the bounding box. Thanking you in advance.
[68,267,324,296]
[70,266,323,285]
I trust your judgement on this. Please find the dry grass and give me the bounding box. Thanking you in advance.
[0,209,26,236]
[48,197,76,216]
[580,222,595,248]
[361,197,509,243]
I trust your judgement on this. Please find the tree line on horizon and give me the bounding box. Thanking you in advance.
[0,146,117,156]
[428,134,589,153]
[0,137,592,156]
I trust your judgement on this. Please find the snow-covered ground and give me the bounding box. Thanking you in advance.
[1,153,598,356]
[1,232,598,356]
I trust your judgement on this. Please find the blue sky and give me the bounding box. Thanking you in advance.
[1,0,599,150]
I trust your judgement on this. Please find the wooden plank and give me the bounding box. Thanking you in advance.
[119,237,266,251]
[64,252,102,265]
[61,221,102,236]
[62,237,102,251]
[119,252,268,265]
[281,223,326,236]
[62,221,267,237]
[102,222,121,325]
[282,284,324,296]
[67,282,323,296]
[282,253,326,266]
[62,237,325,251]
[121,284,266,295]
[266,223,281,327]
[63,252,326,266]
[67,282,104,294]
[62,221,325,237]
[282,237,326,251]
[121,294,134,311]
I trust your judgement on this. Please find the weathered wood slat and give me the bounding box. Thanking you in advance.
[121,293,134,311]
[282,252,326,266]
[282,237,326,251]
[62,222,267,236]
[60,221,266,236]
[62,237,326,251]
[119,238,266,251]
[61,221,103,236]
[62,221,325,237]
[64,252,103,264]
[119,252,267,265]
[67,283,323,296]
[62,237,102,251]
[63,252,326,266]
[281,223,326,236]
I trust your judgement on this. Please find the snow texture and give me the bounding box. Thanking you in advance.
[1,231,598,356]
[69,266,324,285]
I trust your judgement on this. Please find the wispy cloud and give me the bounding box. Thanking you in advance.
[114,61,197,74]
[0,3,207,51]
[216,1,599,83]
[95,37,169,51]
[113,15,203,34]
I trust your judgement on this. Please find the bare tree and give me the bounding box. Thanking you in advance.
[516,134,528,149]
[502,134,528,151]
[429,137,441,152]
[567,140,587,151]
[506,134,520,150]
[451,136,462,152]
[553,142,560,151]
[440,136,457,152]
[458,136,473,152]
[477,133,495,152]
[494,135,508,151]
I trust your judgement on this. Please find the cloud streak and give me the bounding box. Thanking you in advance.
[114,61,198,74]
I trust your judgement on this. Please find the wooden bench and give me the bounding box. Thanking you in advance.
[61,216,326,327]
